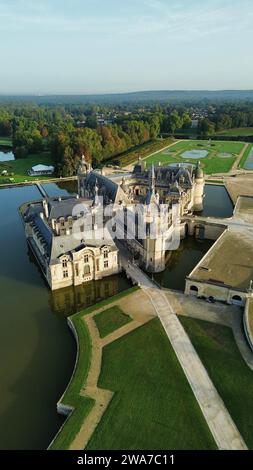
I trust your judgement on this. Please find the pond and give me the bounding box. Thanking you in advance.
[181,149,208,159]
[218,152,232,159]
[0,149,15,162]
[0,183,130,450]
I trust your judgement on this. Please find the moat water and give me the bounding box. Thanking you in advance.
[0,182,233,449]
[153,183,233,290]
[0,183,130,450]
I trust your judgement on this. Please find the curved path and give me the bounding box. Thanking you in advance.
[69,289,155,450]
[144,287,247,450]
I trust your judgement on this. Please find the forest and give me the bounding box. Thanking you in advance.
[0,100,253,176]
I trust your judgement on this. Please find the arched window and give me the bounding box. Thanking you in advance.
[190,285,198,292]
[232,295,243,305]
[84,264,90,275]
[189,285,199,296]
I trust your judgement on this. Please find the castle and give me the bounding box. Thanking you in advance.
[22,156,204,290]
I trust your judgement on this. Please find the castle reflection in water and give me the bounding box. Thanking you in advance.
[48,273,131,317]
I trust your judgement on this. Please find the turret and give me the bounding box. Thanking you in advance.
[193,161,204,211]
[93,179,101,207]
[77,154,92,197]
[133,156,146,174]
[42,199,49,219]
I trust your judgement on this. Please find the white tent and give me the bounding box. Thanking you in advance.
[31,164,54,172]
[28,164,55,175]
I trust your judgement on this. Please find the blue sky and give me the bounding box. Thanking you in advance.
[0,0,252,94]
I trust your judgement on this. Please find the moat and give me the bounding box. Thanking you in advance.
[0,182,233,449]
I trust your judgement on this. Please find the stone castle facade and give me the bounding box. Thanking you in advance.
[22,155,204,290]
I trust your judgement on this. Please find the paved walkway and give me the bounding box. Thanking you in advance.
[164,289,253,371]
[144,287,247,450]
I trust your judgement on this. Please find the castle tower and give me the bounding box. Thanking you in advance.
[142,165,166,273]
[193,161,204,212]
[145,164,157,205]
[77,154,92,197]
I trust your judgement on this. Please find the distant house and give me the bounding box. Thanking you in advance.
[28,164,55,176]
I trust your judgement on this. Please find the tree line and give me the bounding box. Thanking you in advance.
[0,101,253,175]
[0,103,192,175]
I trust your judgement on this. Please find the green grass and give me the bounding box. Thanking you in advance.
[94,306,132,338]
[49,315,94,450]
[179,317,253,449]
[49,287,139,450]
[0,136,12,147]
[144,139,245,174]
[216,127,253,136]
[86,318,217,450]
[0,152,55,183]
[239,143,253,169]
[109,138,174,167]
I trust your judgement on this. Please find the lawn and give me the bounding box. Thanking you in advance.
[86,318,216,450]
[216,127,253,136]
[179,317,253,449]
[0,136,12,147]
[49,287,139,450]
[0,152,55,183]
[94,306,132,338]
[144,139,245,174]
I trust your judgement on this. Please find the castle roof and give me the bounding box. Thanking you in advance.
[48,197,92,220]
[85,171,130,204]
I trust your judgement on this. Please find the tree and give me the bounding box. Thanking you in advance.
[198,119,215,137]
[182,112,192,129]
[148,115,161,139]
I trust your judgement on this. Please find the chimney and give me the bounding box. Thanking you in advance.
[42,199,49,219]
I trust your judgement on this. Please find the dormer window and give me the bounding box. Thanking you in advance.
[84,254,89,263]
[62,259,67,268]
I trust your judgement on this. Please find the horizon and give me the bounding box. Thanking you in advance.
[0,0,253,94]
[0,88,253,97]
